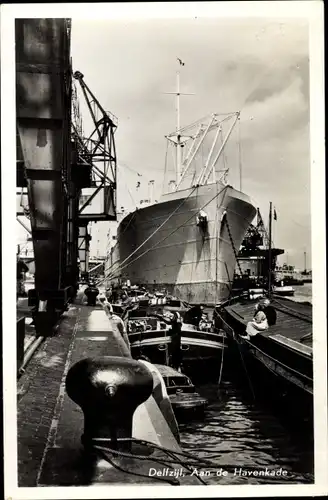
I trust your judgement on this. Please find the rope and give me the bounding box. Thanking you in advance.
[98,185,198,284]
[217,331,225,387]
[98,184,228,285]
[96,448,179,485]
[91,436,312,481]
[214,310,255,399]
[235,338,256,400]
[103,184,228,282]
[90,437,264,474]
[119,211,137,238]
[164,448,208,485]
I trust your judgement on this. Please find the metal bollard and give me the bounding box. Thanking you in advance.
[65,356,153,452]
[84,287,99,306]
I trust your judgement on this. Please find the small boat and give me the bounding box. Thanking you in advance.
[272,284,295,296]
[125,302,226,381]
[154,364,208,413]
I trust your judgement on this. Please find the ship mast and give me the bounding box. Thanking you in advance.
[176,70,182,181]
[268,201,273,298]
[164,60,194,186]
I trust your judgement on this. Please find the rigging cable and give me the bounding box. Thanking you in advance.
[119,211,137,237]
[238,114,242,191]
[100,185,229,283]
[97,185,199,284]
[105,184,228,282]
[162,140,169,195]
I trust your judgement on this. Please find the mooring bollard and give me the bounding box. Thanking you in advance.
[84,286,99,306]
[65,356,153,452]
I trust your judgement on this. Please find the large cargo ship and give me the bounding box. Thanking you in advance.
[106,73,256,305]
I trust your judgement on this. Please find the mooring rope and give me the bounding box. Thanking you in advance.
[101,184,229,284]
[97,184,198,285]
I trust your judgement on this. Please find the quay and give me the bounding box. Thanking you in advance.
[17,290,199,487]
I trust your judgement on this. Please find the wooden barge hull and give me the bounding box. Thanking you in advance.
[128,329,226,379]
[217,297,313,397]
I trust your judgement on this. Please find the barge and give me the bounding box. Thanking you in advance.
[215,295,313,419]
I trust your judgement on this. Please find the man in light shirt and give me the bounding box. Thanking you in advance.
[99,296,131,350]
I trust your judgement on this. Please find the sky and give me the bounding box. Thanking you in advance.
[17,14,311,269]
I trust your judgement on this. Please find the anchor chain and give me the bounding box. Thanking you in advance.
[223,213,243,277]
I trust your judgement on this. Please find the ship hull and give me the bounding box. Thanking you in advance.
[108,182,256,305]
[129,334,226,383]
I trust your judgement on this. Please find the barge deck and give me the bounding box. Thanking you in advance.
[217,296,313,401]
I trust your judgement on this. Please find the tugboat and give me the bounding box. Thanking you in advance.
[154,364,208,415]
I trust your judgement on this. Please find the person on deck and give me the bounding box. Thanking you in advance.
[262,298,277,326]
[183,305,203,328]
[241,302,268,340]
[103,300,131,351]
[168,312,183,371]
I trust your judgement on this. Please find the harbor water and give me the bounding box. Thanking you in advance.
[179,284,313,485]
[292,284,312,304]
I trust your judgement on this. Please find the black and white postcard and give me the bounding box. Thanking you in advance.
[1,1,327,498]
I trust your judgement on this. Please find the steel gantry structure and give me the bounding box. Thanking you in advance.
[16,18,117,333]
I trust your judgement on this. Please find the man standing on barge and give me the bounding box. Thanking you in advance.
[169,312,183,371]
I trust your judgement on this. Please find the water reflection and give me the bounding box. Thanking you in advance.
[179,380,314,485]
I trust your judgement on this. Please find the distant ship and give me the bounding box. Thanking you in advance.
[106,72,256,305]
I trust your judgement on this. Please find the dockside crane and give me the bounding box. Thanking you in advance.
[71,71,118,281]
[16,18,118,334]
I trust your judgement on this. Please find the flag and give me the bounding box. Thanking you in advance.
[273,208,277,220]
[177,58,185,66]
[256,208,265,229]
